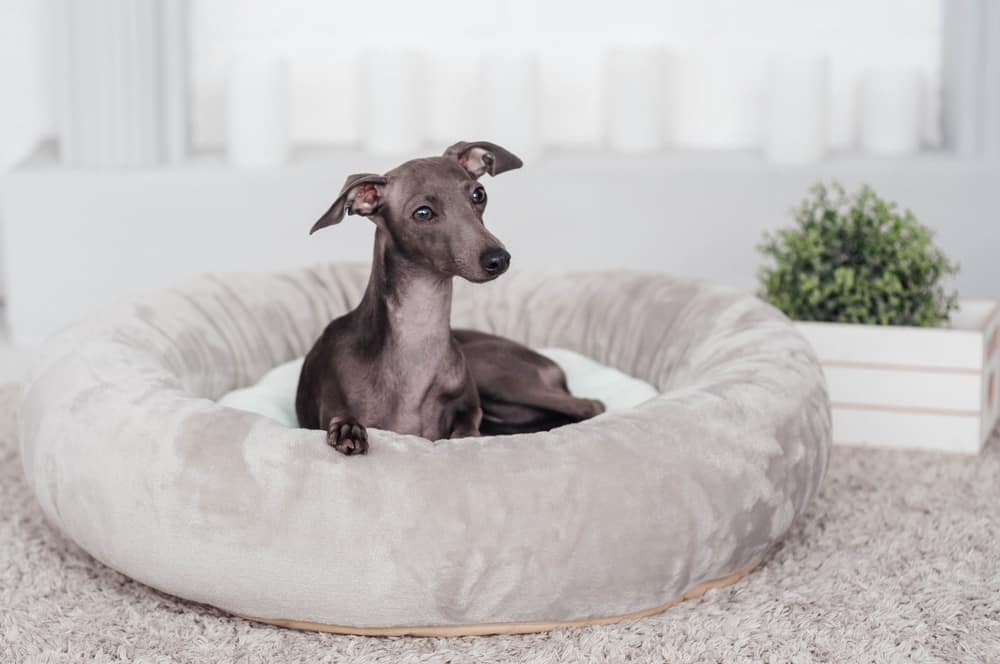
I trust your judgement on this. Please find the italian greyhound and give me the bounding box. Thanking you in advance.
[296,140,605,455]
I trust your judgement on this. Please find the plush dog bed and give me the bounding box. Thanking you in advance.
[18,265,831,636]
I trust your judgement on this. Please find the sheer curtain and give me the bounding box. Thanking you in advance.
[0,0,54,170]
[189,0,943,153]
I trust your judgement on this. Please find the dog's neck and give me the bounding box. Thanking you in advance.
[357,228,453,353]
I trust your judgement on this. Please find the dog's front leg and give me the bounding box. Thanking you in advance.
[310,377,369,455]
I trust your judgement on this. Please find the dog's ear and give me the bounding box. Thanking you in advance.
[443,141,523,179]
[310,173,388,234]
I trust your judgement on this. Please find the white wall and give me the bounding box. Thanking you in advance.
[4,152,996,345]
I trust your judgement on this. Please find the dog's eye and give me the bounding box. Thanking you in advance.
[412,206,435,222]
[471,187,487,204]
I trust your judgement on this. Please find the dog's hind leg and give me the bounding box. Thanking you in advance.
[455,329,606,435]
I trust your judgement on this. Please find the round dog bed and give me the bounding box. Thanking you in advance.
[18,265,831,636]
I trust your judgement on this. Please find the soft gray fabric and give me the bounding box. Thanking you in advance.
[17,265,831,629]
[5,385,1000,662]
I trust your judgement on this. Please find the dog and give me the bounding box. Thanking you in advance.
[295,140,605,455]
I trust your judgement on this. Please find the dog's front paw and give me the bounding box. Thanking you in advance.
[327,417,368,456]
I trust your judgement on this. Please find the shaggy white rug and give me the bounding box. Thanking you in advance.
[2,383,998,663]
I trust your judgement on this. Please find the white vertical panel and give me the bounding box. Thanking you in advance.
[941,0,982,156]
[481,48,541,161]
[73,0,98,165]
[423,46,483,147]
[763,53,830,163]
[55,0,78,164]
[226,53,289,168]
[159,0,190,162]
[981,309,1000,439]
[114,0,132,165]
[605,44,666,153]
[361,47,424,155]
[859,67,925,156]
[56,0,188,167]
[0,0,57,168]
[827,59,861,151]
[132,0,158,165]
[289,48,361,146]
[666,50,766,150]
[983,0,1000,158]
[537,40,605,148]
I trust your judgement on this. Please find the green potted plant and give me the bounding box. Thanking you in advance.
[758,183,999,454]
[758,183,959,326]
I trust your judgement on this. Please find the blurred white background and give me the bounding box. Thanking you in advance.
[185,0,943,152]
[0,0,997,345]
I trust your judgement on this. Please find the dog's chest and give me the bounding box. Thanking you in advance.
[367,344,468,438]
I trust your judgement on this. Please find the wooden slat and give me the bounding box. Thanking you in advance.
[831,406,982,454]
[819,360,980,376]
[832,401,979,418]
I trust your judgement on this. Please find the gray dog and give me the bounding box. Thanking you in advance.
[296,140,605,455]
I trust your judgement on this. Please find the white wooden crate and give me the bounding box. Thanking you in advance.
[796,301,1000,454]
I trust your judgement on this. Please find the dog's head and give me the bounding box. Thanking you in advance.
[310,141,522,282]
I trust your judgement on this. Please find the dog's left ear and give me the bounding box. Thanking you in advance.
[444,141,523,178]
[310,173,388,234]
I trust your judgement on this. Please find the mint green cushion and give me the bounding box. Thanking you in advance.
[218,349,659,428]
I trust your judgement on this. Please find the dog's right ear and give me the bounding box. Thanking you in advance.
[310,173,388,234]
[443,141,523,178]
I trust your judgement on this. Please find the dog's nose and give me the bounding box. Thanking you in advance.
[480,248,511,275]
